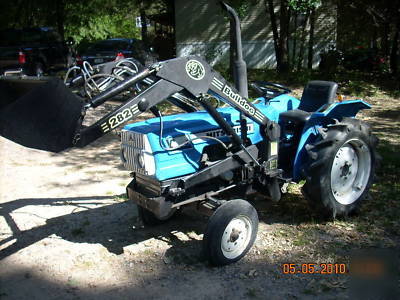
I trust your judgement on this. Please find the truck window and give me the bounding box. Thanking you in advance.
[0,30,22,46]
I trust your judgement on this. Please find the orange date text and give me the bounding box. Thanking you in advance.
[282,263,347,274]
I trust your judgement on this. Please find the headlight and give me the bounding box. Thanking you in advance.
[137,152,145,168]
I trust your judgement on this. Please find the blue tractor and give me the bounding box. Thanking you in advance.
[0,3,378,265]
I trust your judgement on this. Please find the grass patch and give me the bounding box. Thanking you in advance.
[292,232,312,247]
[67,277,79,288]
[364,141,400,228]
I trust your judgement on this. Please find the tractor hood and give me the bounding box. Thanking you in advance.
[123,102,281,140]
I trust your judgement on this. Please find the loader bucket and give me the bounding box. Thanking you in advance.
[0,77,54,110]
[0,78,84,152]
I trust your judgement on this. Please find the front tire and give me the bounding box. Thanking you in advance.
[203,199,258,266]
[303,118,378,218]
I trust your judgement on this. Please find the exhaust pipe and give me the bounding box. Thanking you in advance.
[221,1,249,143]
[220,1,248,98]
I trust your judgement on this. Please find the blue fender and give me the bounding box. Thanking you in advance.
[292,100,371,181]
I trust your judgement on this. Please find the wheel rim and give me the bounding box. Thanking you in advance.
[36,64,43,77]
[330,139,371,205]
[221,215,252,259]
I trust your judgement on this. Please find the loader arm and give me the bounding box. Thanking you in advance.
[77,56,275,148]
[76,78,184,147]
[0,56,278,153]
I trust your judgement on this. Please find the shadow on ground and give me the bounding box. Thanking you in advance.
[0,196,206,262]
[371,107,400,121]
[0,195,356,300]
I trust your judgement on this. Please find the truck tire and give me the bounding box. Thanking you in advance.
[137,205,175,226]
[302,118,378,218]
[34,62,44,77]
[203,199,258,266]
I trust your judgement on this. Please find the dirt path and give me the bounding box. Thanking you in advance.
[1,95,398,299]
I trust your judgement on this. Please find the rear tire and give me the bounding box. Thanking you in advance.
[203,199,258,266]
[303,118,378,218]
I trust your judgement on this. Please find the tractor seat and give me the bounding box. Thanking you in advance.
[280,80,338,124]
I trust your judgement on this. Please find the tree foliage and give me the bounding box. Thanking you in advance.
[64,0,141,45]
[288,0,321,13]
[0,0,398,74]
[338,0,400,74]
[0,0,166,45]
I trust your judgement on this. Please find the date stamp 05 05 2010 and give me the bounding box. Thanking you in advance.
[282,259,390,276]
[282,263,347,275]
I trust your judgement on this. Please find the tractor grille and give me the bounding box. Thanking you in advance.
[120,130,147,175]
[121,130,144,148]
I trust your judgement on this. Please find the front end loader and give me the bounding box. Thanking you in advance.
[0,3,378,265]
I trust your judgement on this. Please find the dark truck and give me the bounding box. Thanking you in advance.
[0,27,73,76]
[79,38,157,66]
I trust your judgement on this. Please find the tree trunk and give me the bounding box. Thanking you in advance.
[56,0,65,41]
[390,20,400,75]
[292,12,298,68]
[307,8,316,69]
[13,0,25,27]
[169,0,176,56]
[371,27,378,49]
[278,0,290,73]
[229,19,236,81]
[140,7,149,47]
[266,0,282,69]
[382,22,390,57]
[24,0,34,27]
[286,8,292,68]
[297,12,310,70]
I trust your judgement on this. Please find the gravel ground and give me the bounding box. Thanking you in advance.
[1,92,398,299]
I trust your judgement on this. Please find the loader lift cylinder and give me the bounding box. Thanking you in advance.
[199,97,260,166]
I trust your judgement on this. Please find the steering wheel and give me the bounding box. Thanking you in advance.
[251,81,292,100]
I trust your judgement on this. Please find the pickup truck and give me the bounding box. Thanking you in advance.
[0,27,73,76]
